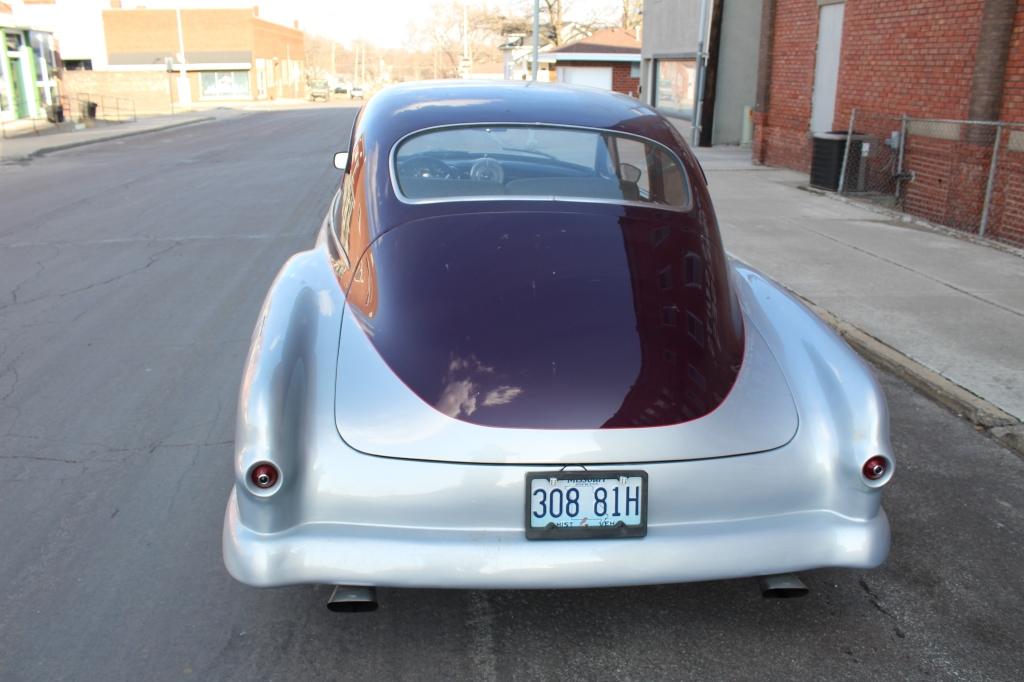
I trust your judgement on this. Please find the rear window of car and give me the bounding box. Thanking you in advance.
[393,125,690,209]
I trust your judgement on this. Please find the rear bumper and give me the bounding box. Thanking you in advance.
[223,489,890,589]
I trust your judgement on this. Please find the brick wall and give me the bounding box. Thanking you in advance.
[834,0,983,126]
[181,9,253,54]
[253,17,306,99]
[755,0,990,171]
[253,18,304,61]
[753,0,818,170]
[553,60,640,96]
[103,9,179,55]
[753,0,1024,247]
[95,8,305,104]
[989,3,1024,246]
[612,63,640,97]
[1002,4,1024,121]
[62,70,175,115]
[987,141,1024,246]
[104,8,254,56]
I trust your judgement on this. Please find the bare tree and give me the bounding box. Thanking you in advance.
[413,2,508,78]
[621,0,642,34]
[529,0,607,46]
[541,0,567,45]
[304,33,338,79]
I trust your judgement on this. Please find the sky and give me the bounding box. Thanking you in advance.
[119,0,626,49]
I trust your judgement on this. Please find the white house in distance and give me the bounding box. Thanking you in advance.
[539,28,640,96]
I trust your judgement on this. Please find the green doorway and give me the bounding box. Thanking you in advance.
[8,56,28,118]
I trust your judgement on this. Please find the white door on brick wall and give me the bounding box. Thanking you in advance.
[811,2,845,133]
[557,66,613,90]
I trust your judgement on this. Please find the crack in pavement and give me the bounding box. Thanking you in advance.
[0,240,183,314]
[56,240,183,301]
[1,244,62,311]
[859,578,907,639]
[800,226,1024,319]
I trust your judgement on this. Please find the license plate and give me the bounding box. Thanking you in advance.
[525,470,648,540]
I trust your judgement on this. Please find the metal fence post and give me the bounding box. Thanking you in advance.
[895,113,908,202]
[979,122,1002,238]
[838,108,857,194]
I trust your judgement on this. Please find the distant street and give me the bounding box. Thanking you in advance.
[0,104,1022,681]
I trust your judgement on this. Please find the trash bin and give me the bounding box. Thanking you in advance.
[810,132,866,191]
[45,104,65,123]
[80,100,98,120]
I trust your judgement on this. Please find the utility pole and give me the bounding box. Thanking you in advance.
[692,0,711,146]
[286,42,292,98]
[460,2,471,78]
[463,3,469,59]
[531,0,539,81]
[175,8,191,105]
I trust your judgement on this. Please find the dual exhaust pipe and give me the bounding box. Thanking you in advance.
[758,573,809,598]
[325,574,806,611]
[327,585,378,612]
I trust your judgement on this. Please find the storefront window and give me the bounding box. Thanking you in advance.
[29,32,57,107]
[654,59,696,119]
[199,71,250,99]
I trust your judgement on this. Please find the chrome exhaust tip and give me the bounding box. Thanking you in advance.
[758,573,809,598]
[327,585,379,612]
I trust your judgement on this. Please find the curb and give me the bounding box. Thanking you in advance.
[2,116,216,162]
[797,296,1024,456]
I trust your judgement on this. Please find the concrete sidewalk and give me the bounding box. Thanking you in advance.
[0,109,232,162]
[698,147,1024,439]
[0,100,359,163]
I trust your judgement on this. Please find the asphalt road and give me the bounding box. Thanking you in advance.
[1,105,1022,682]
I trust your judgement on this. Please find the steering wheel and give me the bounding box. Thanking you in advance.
[399,155,455,180]
[469,157,504,184]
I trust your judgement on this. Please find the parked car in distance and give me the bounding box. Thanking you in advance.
[309,79,330,102]
[349,85,365,99]
[222,81,894,612]
[334,84,348,94]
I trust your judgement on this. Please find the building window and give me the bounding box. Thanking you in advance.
[199,71,250,99]
[654,59,696,119]
[630,63,640,79]
[5,32,23,51]
[684,252,703,287]
[63,60,93,71]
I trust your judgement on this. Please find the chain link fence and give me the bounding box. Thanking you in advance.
[834,109,1024,249]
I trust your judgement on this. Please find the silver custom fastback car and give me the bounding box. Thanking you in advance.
[223,82,893,611]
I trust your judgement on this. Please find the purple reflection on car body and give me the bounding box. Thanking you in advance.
[343,208,743,429]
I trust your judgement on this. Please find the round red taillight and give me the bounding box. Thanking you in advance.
[251,463,279,489]
[862,456,889,481]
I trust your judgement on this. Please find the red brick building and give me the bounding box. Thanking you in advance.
[541,28,640,97]
[753,0,1024,246]
[103,6,304,103]
[60,4,305,114]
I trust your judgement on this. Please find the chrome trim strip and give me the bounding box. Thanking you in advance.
[387,121,694,213]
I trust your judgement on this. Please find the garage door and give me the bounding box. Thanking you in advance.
[557,66,613,90]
